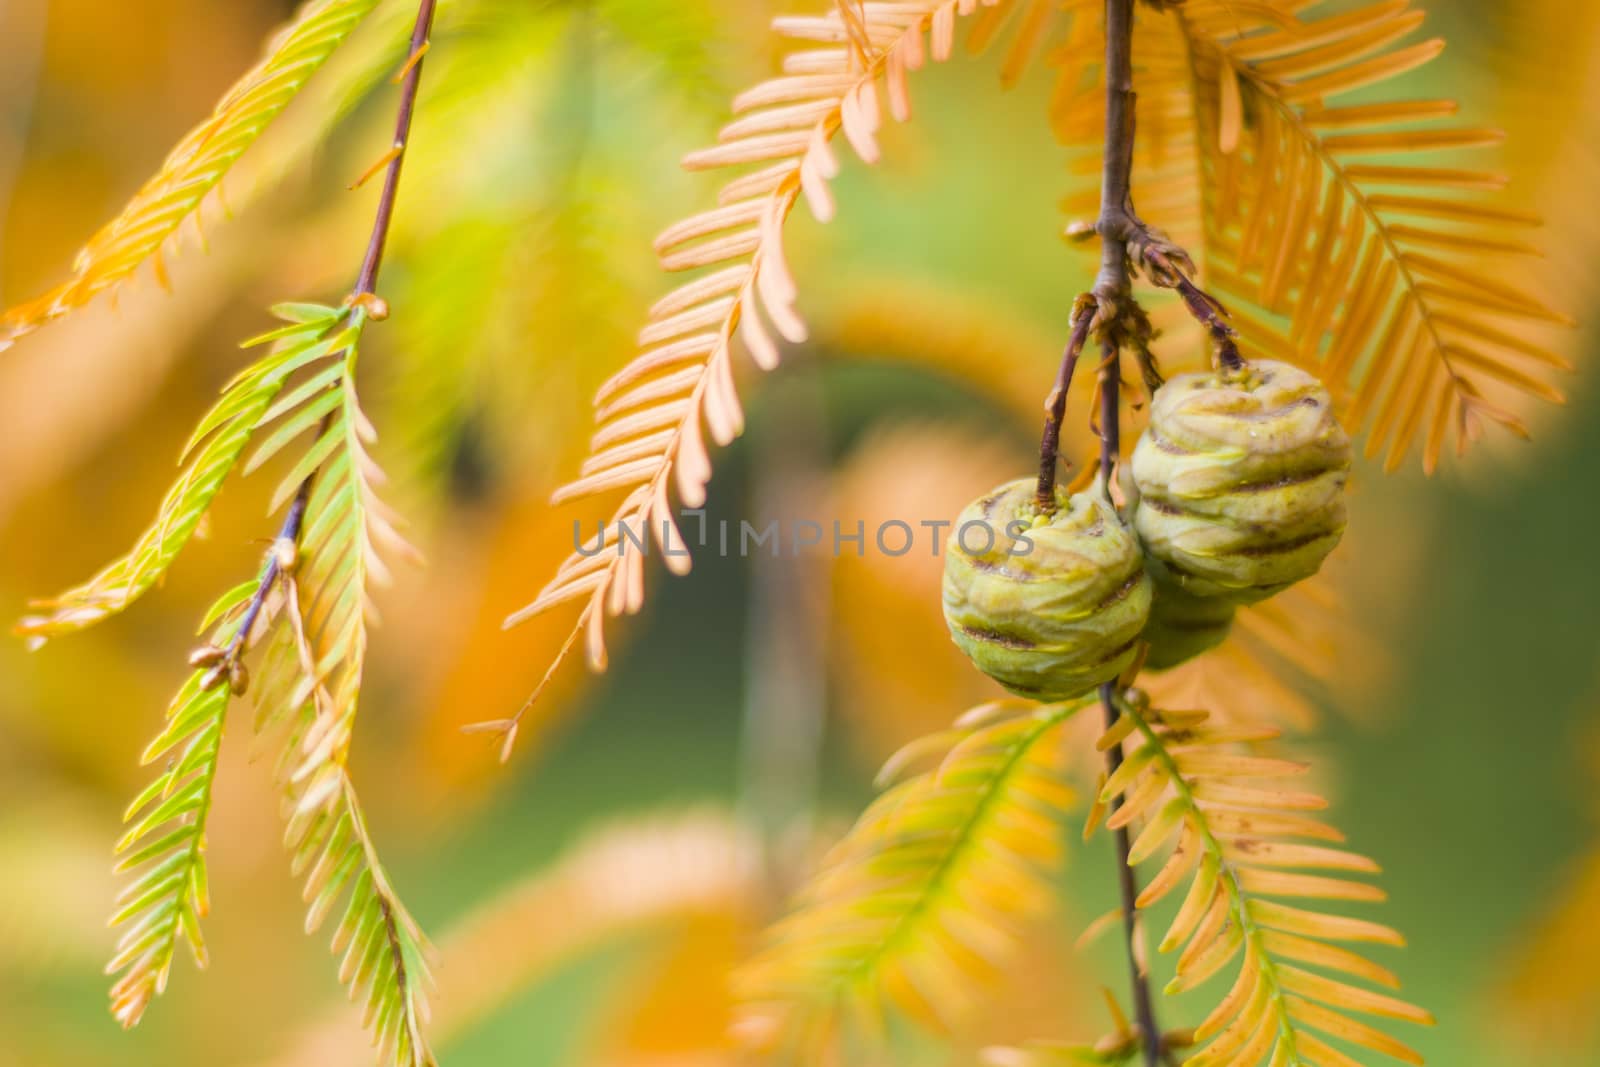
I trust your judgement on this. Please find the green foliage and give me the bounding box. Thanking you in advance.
[105,581,266,1028]
[15,2,433,1062]
[0,0,383,348]
[279,310,414,784]
[501,0,1015,741]
[282,755,437,1067]
[377,0,742,505]
[11,1,1569,1064]
[74,293,429,1060]
[245,307,430,1066]
[1128,0,1569,470]
[1098,697,1432,1066]
[251,609,436,1067]
[734,696,1091,1057]
[19,305,350,638]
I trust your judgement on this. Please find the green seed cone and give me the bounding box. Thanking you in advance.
[1140,567,1236,670]
[942,478,1152,701]
[1129,360,1351,605]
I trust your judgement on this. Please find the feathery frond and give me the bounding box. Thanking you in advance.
[1056,0,1569,470]
[1097,696,1432,1066]
[100,289,423,1057]
[105,579,272,1028]
[251,303,416,814]
[253,601,436,1067]
[283,766,436,1067]
[18,305,348,639]
[1182,0,1569,471]
[0,0,381,350]
[497,0,1019,742]
[734,696,1090,1057]
[260,605,435,1066]
[233,299,430,1066]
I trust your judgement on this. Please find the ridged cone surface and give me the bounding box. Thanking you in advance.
[942,478,1151,700]
[1130,361,1351,604]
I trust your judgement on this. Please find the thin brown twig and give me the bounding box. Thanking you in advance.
[1036,294,1098,513]
[1082,0,1240,381]
[354,0,438,299]
[206,0,438,680]
[1094,2,1163,1065]
[1147,247,1243,371]
[192,486,309,693]
[1100,684,1163,1067]
[223,490,309,657]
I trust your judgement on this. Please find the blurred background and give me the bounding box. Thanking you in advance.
[1,0,1598,1064]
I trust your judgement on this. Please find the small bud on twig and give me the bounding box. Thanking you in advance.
[1065,219,1098,242]
[346,291,390,320]
[228,662,250,697]
[188,645,226,669]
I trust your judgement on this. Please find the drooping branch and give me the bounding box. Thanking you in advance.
[1094,3,1162,1065]
[487,2,1013,755]
[235,0,438,646]
[1086,0,1242,377]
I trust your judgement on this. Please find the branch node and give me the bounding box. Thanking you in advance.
[346,291,391,321]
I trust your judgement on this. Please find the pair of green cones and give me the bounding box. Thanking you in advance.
[944,361,1352,699]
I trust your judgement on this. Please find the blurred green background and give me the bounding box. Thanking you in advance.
[1,1,1597,1064]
